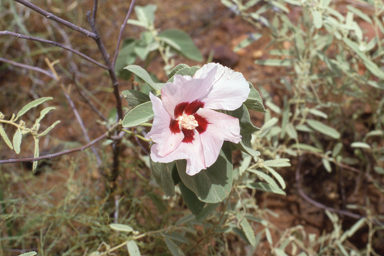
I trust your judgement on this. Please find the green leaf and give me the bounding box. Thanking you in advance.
[110,223,134,233]
[343,38,384,79]
[264,166,286,189]
[159,29,203,62]
[247,182,286,195]
[163,232,189,244]
[179,181,205,215]
[322,158,332,172]
[16,97,53,120]
[291,143,323,153]
[228,105,260,135]
[0,125,13,150]
[196,203,220,221]
[134,4,157,27]
[234,33,262,52]
[122,101,154,128]
[122,90,150,108]
[374,166,384,174]
[167,64,190,78]
[115,39,137,80]
[150,160,175,196]
[306,119,340,139]
[32,137,39,173]
[124,65,163,91]
[351,142,370,149]
[176,146,233,203]
[18,252,37,256]
[347,5,372,24]
[332,142,343,157]
[312,10,323,29]
[38,120,60,137]
[247,169,280,190]
[167,66,200,83]
[286,123,298,139]
[175,214,195,226]
[255,59,292,66]
[308,109,328,119]
[127,240,141,256]
[258,117,278,138]
[35,107,56,124]
[263,159,290,168]
[13,129,22,154]
[237,213,256,247]
[228,105,261,156]
[165,237,185,256]
[244,84,266,113]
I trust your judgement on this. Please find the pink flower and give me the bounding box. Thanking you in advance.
[146,63,250,176]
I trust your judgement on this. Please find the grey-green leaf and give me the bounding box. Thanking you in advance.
[122,90,150,108]
[351,142,370,149]
[124,65,163,90]
[247,182,286,195]
[0,125,13,150]
[16,97,53,120]
[176,148,233,203]
[13,129,22,154]
[159,29,203,62]
[306,119,340,139]
[322,158,332,173]
[122,101,154,128]
[244,84,266,113]
[18,252,37,256]
[110,223,134,233]
[312,10,323,29]
[150,160,175,196]
[165,237,186,256]
[35,107,56,124]
[38,120,61,137]
[237,213,256,247]
[255,59,292,66]
[127,240,141,256]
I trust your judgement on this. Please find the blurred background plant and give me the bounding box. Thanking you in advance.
[1,0,384,256]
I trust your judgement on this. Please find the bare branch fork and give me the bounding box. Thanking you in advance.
[2,1,137,182]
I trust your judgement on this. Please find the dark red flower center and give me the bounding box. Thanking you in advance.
[169,100,209,143]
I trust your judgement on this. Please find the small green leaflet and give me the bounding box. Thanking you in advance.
[127,240,141,256]
[0,125,13,149]
[165,237,185,256]
[13,129,22,154]
[110,223,134,233]
[306,119,340,139]
[16,97,53,120]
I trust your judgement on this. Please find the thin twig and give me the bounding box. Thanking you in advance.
[13,0,97,39]
[45,58,102,166]
[0,31,107,69]
[85,9,123,189]
[112,0,136,69]
[0,133,106,164]
[92,0,98,21]
[0,57,55,79]
[73,80,108,122]
[86,12,123,120]
[295,156,362,219]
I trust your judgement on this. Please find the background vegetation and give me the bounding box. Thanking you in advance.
[1,0,384,255]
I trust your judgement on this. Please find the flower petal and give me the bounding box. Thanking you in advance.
[150,130,206,175]
[195,63,250,111]
[146,93,184,156]
[161,66,217,118]
[197,108,241,167]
